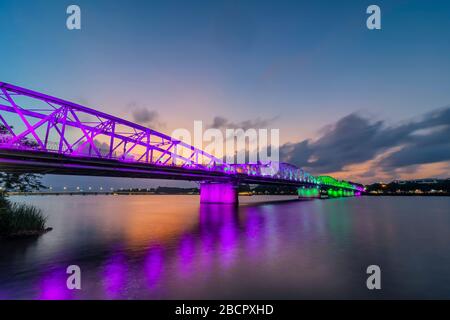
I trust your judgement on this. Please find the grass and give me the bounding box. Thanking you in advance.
[0,197,50,237]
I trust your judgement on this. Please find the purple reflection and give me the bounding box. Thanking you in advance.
[197,232,214,270]
[199,204,240,269]
[145,246,164,288]
[219,219,238,268]
[199,204,238,229]
[102,253,127,299]
[177,234,196,277]
[0,291,8,300]
[199,203,223,227]
[38,268,73,300]
[244,209,265,258]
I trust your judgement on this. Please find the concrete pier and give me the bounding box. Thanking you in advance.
[297,187,320,199]
[200,182,239,204]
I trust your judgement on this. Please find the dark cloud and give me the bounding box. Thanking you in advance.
[280,140,310,167]
[133,108,159,125]
[380,125,450,170]
[129,102,165,128]
[210,116,229,129]
[209,115,278,130]
[280,106,450,176]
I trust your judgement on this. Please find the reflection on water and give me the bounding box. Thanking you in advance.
[1,195,450,299]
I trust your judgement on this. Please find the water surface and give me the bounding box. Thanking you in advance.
[1,195,450,299]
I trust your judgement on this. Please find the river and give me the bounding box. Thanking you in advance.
[1,195,450,299]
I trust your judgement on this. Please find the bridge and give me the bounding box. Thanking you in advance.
[0,82,364,204]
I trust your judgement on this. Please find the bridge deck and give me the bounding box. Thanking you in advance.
[0,149,316,187]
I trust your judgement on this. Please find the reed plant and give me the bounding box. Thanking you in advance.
[0,197,48,237]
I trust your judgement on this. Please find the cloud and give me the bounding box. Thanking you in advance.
[210,116,228,129]
[209,115,278,130]
[129,102,165,129]
[379,128,450,169]
[379,108,450,170]
[133,108,158,125]
[280,106,450,180]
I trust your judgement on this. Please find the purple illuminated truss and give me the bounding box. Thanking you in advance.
[0,82,362,191]
[0,82,223,169]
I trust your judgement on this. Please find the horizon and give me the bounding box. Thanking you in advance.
[34,174,450,192]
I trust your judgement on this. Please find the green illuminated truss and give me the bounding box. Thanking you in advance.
[316,176,356,190]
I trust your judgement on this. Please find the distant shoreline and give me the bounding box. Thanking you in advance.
[8,192,450,197]
[365,193,450,197]
[8,191,199,196]
[8,192,284,196]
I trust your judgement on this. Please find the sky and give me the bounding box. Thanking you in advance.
[0,0,449,187]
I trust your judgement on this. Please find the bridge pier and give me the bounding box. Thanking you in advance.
[297,187,320,200]
[326,189,355,198]
[200,182,239,204]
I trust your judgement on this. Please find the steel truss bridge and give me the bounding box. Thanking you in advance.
[0,82,364,203]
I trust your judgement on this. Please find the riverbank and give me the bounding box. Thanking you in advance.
[0,197,51,238]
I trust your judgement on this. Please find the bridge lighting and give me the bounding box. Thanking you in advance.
[0,82,361,201]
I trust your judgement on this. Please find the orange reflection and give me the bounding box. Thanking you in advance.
[119,195,200,247]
